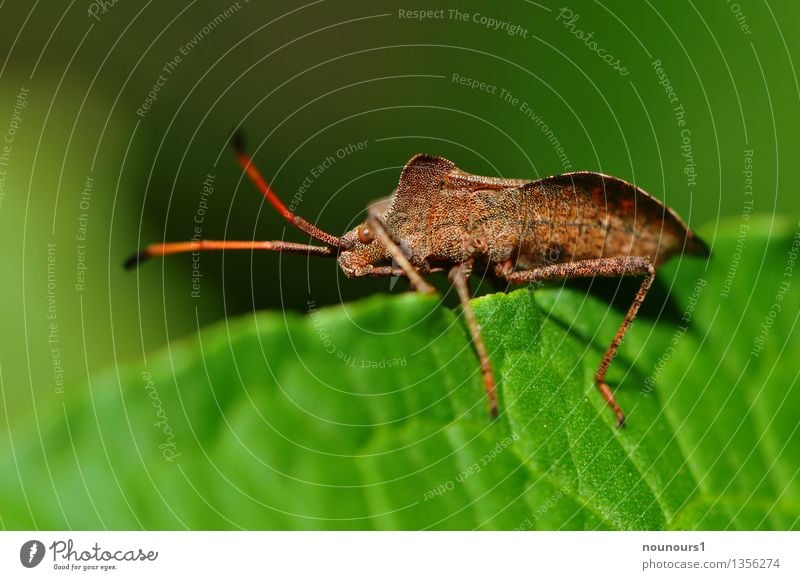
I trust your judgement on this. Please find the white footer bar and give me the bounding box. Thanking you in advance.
[2,531,797,578]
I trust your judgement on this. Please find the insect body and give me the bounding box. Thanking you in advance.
[126,140,710,427]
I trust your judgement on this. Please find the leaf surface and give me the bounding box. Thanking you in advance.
[2,217,798,529]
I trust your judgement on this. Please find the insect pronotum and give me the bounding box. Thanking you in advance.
[126,136,710,427]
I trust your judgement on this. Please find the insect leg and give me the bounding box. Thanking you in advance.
[449,262,498,418]
[366,207,435,294]
[503,256,656,428]
[124,239,335,269]
[356,266,446,278]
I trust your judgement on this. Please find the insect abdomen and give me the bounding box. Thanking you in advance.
[512,172,708,269]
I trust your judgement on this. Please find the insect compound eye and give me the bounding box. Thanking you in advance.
[357,225,375,244]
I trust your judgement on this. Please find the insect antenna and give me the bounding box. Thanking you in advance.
[123,133,350,269]
[231,132,351,250]
[123,239,336,270]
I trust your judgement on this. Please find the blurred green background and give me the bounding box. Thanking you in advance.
[0,0,798,527]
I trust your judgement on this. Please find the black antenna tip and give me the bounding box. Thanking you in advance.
[123,250,149,270]
[231,130,246,154]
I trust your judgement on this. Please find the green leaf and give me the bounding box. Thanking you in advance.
[2,216,799,529]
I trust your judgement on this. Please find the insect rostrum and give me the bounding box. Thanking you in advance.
[126,139,710,428]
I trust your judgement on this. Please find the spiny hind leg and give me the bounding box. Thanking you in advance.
[502,256,656,428]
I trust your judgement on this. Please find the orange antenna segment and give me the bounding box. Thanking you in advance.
[231,133,351,249]
[124,239,334,270]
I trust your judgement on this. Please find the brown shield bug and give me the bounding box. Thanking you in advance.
[126,136,710,427]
